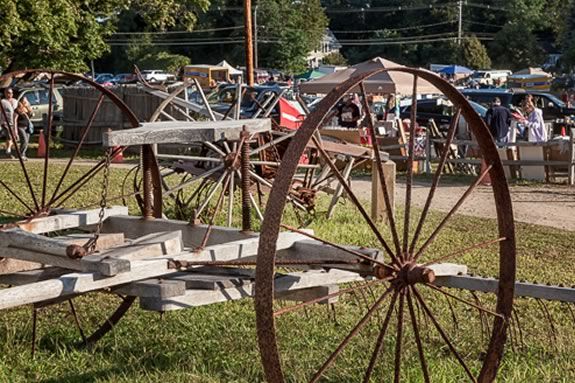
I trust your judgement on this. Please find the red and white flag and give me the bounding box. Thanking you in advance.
[278,97,305,130]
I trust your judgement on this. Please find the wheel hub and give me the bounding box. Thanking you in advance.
[375,261,435,288]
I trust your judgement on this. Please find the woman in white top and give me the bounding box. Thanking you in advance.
[522,102,547,143]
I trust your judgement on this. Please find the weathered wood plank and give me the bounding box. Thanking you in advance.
[114,278,187,299]
[80,231,184,276]
[435,275,575,303]
[0,228,84,258]
[17,206,128,234]
[276,285,339,304]
[0,267,68,285]
[54,233,125,251]
[103,119,272,147]
[102,215,258,247]
[0,247,81,271]
[169,273,250,290]
[174,231,308,264]
[139,269,363,311]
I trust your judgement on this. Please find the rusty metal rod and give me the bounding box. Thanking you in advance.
[274,279,389,318]
[311,135,401,266]
[409,108,461,254]
[359,82,401,256]
[48,94,105,209]
[362,290,399,383]
[406,289,430,383]
[413,164,492,262]
[403,75,419,256]
[41,73,56,208]
[310,286,394,383]
[412,286,477,382]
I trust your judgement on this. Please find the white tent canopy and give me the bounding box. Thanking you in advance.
[217,60,243,76]
[299,57,438,95]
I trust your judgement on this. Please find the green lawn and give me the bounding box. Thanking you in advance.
[0,162,574,382]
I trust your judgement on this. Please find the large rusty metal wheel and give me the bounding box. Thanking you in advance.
[0,69,161,348]
[255,68,516,382]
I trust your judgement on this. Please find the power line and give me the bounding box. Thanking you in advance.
[335,32,459,43]
[325,3,457,14]
[331,20,457,34]
[111,26,243,35]
[464,20,506,28]
[464,2,511,12]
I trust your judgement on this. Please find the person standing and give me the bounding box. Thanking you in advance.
[337,95,361,129]
[1,88,18,158]
[14,98,34,160]
[485,97,512,145]
[522,101,547,143]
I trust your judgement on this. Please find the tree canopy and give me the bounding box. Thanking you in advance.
[0,0,209,72]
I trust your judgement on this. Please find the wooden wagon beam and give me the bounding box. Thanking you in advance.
[14,206,128,234]
[103,119,272,147]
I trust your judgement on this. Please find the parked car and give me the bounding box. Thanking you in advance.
[461,89,575,121]
[201,84,286,118]
[94,73,115,84]
[15,86,64,129]
[140,70,176,83]
[111,73,136,84]
[400,97,487,128]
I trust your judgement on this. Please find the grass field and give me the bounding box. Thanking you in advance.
[0,162,574,382]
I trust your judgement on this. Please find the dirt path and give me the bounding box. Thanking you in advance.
[351,178,575,232]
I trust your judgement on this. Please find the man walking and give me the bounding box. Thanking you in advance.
[485,97,512,145]
[1,88,18,158]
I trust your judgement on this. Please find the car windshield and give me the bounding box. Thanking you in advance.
[472,72,486,79]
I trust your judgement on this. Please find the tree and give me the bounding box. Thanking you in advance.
[127,36,191,72]
[0,0,209,72]
[458,36,491,69]
[490,23,544,71]
[258,0,328,74]
[321,52,348,66]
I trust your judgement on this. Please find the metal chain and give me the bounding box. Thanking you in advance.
[84,148,112,253]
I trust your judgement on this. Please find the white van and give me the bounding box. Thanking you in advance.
[470,70,512,86]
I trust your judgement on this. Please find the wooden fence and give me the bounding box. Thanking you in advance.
[378,128,575,185]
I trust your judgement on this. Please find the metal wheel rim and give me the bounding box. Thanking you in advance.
[255,67,516,382]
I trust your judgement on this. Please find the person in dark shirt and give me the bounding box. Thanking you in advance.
[337,96,361,128]
[485,97,512,145]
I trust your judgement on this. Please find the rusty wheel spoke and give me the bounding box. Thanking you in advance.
[0,179,35,215]
[412,287,477,382]
[362,290,399,383]
[423,284,503,319]
[393,292,405,383]
[413,164,492,262]
[359,82,401,255]
[197,171,232,249]
[402,75,418,256]
[51,146,124,207]
[409,108,461,254]
[275,279,389,318]
[309,286,394,383]
[311,135,400,266]
[280,224,396,271]
[41,73,56,208]
[48,93,106,208]
[422,237,506,266]
[406,288,430,383]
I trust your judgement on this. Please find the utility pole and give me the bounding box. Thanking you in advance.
[244,0,255,86]
[254,5,259,70]
[457,0,463,46]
